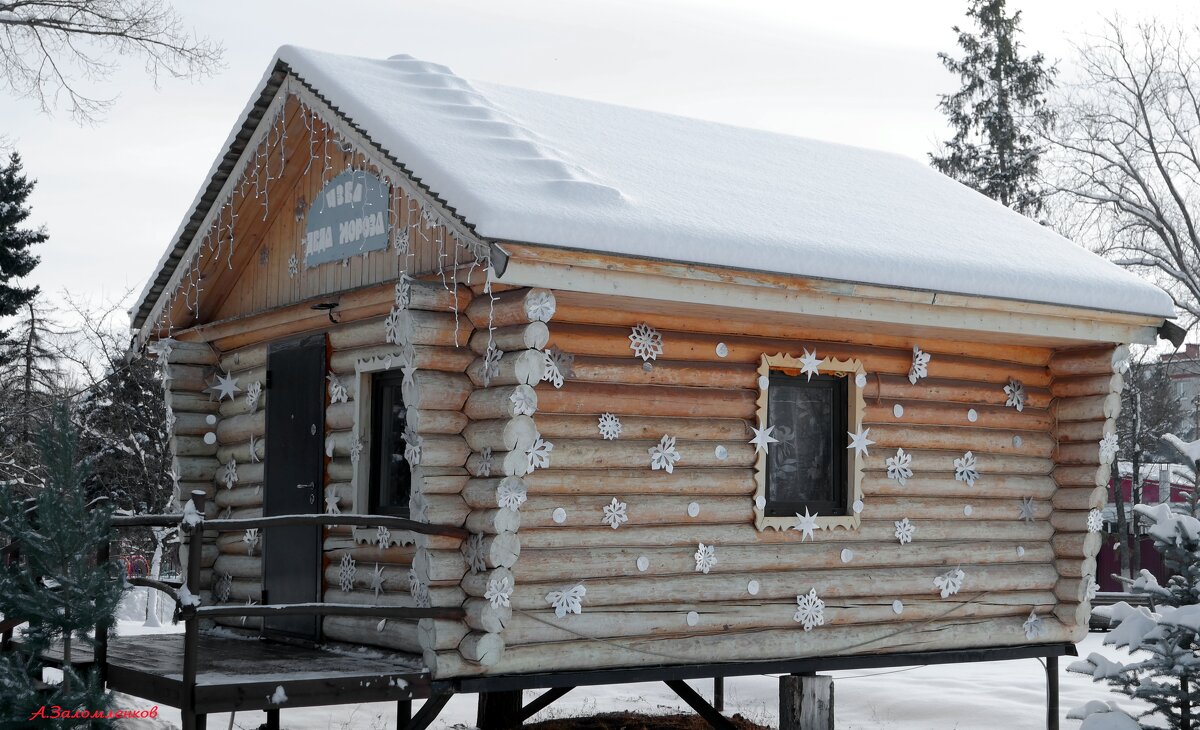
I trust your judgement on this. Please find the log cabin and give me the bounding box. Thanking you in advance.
[122,46,1177,728]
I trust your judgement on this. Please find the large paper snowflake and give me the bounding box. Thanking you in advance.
[1004,378,1026,411]
[694,542,717,574]
[649,435,682,473]
[485,575,513,609]
[408,568,431,608]
[847,427,874,458]
[886,448,913,485]
[954,451,978,487]
[934,567,965,598]
[793,588,826,631]
[223,458,238,490]
[1087,509,1104,533]
[525,290,556,322]
[1086,577,1099,602]
[403,427,423,466]
[245,380,263,412]
[510,388,537,416]
[243,528,260,557]
[1023,609,1046,640]
[749,423,779,454]
[526,437,553,471]
[542,346,573,389]
[210,371,241,402]
[147,337,176,360]
[598,413,622,440]
[477,448,493,477]
[482,343,504,387]
[894,517,915,545]
[1019,496,1036,522]
[370,564,386,598]
[338,554,357,592]
[395,274,413,309]
[376,525,393,549]
[628,323,664,362]
[1098,433,1119,465]
[327,373,349,404]
[384,306,406,345]
[288,254,298,278]
[464,533,488,573]
[545,584,586,617]
[497,477,527,511]
[908,346,930,384]
[794,507,819,542]
[602,498,629,529]
[349,438,364,466]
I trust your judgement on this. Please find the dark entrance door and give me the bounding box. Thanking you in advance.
[263,333,326,640]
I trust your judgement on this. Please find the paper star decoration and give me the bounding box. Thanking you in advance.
[798,349,823,381]
[749,423,780,454]
[370,563,386,598]
[847,428,875,458]
[794,507,819,542]
[1018,496,1036,522]
[210,371,241,402]
[325,494,341,515]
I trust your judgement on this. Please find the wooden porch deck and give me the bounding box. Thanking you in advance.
[39,632,431,715]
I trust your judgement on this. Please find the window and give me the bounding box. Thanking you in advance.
[753,353,865,532]
[368,370,410,515]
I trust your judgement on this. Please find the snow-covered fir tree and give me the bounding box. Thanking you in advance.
[930,0,1056,217]
[0,152,45,346]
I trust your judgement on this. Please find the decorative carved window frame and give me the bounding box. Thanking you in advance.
[753,353,867,532]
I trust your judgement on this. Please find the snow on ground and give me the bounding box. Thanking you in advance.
[108,622,1153,729]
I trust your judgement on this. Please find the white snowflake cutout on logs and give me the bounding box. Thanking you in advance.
[249,435,261,464]
[408,569,431,608]
[1019,496,1036,522]
[525,290,556,322]
[954,451,979,487]
[1023,609,1047,640]
[214,572,232,603]
[338,554,357,592]
[894,517,916,545]
[223,458,238,490]
[147,338,175,360]
[602,498,629,529]
[798,349,823,381]
[482,343,504,387]
[327,373,349,404]
[542,346,573,389]
[1087,509,1104,533]
[288,254,298,278]
[628,323,664,361]
[1086,577,1099,601]
[908,346,930,384]
[409,491,429,523]
[403,427,423,466]
[395,274,413,309]
[384,306,406,346]
[794,588,826,631]
[934,568,965,598]
[395,227,410,255]
[598,413,622,440]
[526,437,553,471]
[243,528,260,557]
[349,438,364,466]
[546,584,586,617]
[847,428,875,458]
[485,575,514,609]
[477,447,493,477]
[497,477,527,511]
[210,371,241,401]
[649,435,681,473]
[1099,433,1119,465]
[1004,378,1026,412]
[400,357,417,389]
[325,494,341,515]
[794,507,819,542]
[376,526,393,549]
[694,542,717,574]
[510,388,536,416]
[886,448,913,486]
[370,564,386,598]
[749,423,779,454]
[245,381,262,412]
[464,534,487,573]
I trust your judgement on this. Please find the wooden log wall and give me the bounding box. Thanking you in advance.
[454,290,1090,676]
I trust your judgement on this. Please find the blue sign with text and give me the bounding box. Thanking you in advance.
[303,170,391,266]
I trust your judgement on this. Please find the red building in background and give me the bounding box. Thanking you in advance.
[1098,462,1194,591]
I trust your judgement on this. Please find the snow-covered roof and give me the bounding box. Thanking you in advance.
[133,46,1175,327]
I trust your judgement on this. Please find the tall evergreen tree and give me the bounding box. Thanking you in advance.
[931,0,1056,217]
[0,152,45,341]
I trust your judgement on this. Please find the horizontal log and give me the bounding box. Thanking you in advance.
[1056,557,1095,579]
[413,434,471,468]
[861,475,1056,500]
[216,440,265,465]
[464,385,538,420]
[559,355,756,389]
[866,424,1054,458]
[159,339,219,365]
[166,391,221,415]
[403,371,473,411]
[520,495,751,529]
[1052,486,1106,511]
[173,456,221,482]
[466,287,555,328]
[167,364,211,393]
[413,547,469,584]
[466,349,543,387]
[463,508,521,535]
[171,411,219,436]
[515,469,756,497]
[1054,442,1103,466]
[422,617,472,652]
[328,458,353,483]
[1050,510,1097,534]
[458,630,505,666]
[861,374,1052,410]
[468,322,550,354]
[1053,465,1108,488]
[463,416,539,452]
[1050,373,1123,398]
[864,401,1052,432]
[329,344,476,375]
[214,485,263,510]
[322,616,422,653]
[409,408,469,435]
[414,471,470,495]
[1053,532,1103,559]
[536,439,756,470]
[537,382,756,420]
[866,449,1052,476]
[211,461,263,487]
[324,544,418,566]
[173,435,218,457]
[532,414,750,442]
[1055,419,1111,444]
[213,554,261,580]
[464,597,511,634]
[216,411,265,444]
[1048,345,1127,376]
[326,401,356,430]
[218,342,267,373]
[328,310,470,350]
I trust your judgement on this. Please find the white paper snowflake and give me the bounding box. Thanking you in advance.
[908,346,930,384]
[482,343,504,387]
[793,588,826,631]
[249,434,261,464]
[477,447,493,477]
[886,448,913,486]
[497,477,527,512]
[628,323,664,361]
[408,568,430,608]
[395,274,413,309]
[542,346,573,389]
[525,290,556,322]
[934,568,965,598]
[384,306,406,345]
[147,337,175,360]
[1086,577,1099,601]
[349,439,364,466]
[598,413,622,440]
[288,254,298,278]
[376,525,393,549]
[649,434,681,473]
[1087,509,1104,533]
[1099,433,1119,465]
[210,371,241,402]
[223,458,238,490]
[327,373,349,404]
[485,575,513,609]
[403,427,423,466]
[510,388,537,416]
[694,542,717,574]
[338,554,357,592]
[370,563,386,598]
[464,533,488,573]
[545,584,586,617]
[245,380,262,412]
[954,451,978,487]
[1004,378,1026,411]
[1019,496,1036,522]
[794,507,819,542]
[526,437,553,471]
[894,517,915,545]
[602,498,629,529]
[1023,609,1047,640]
[243,528,260,556]
[395,227,410,255]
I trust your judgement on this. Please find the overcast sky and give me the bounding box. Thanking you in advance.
[4,0,1196,324]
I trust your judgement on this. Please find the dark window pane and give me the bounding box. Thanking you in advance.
[369,372,410,516]
[765,372,847,516]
